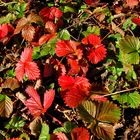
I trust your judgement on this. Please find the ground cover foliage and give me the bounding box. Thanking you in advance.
[0,0,140,139]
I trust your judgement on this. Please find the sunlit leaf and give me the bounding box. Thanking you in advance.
[82,26,100,37]
[0,95,13,118]
[63,6,75,13]
[59,29,71,40]
[39,123,50,140]
[118,36,140,64]
[27,13,42,23]
[112,91,140,108]
[0,13,16,24]
[21,25,35,42]
[2,78,19,91]
[14,17,28,34]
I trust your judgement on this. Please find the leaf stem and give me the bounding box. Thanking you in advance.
[46,113,63,126]
[103,87,139,97]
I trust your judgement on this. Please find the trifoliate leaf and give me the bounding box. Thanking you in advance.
[5,114,25,130]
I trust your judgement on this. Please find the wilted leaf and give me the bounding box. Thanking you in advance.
[125,0,139,8]
[78,100,121,139]
[39,123,50,140]
[29,117,42,136]
[22,25,35,42]
[45,21,56,33]
[93,123,115,140]
[112,22,125,37]
[14,17,28,34]
[27,13,42,23]
[0,95,13,118]
[16,92,26,103]
[112,91,140,108]
[2,78,19,91]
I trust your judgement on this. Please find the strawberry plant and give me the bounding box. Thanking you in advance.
[0,0,140,140]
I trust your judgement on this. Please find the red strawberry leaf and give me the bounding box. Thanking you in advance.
[131,18,140,26]
[71,127,90,140]
[0,24,8,39]
[25,86,43,117]
[58,75,75,90]
[43,89,55,113]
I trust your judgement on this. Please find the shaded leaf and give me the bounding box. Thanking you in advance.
[20,133,30,140]
[0,95,13,118]
[5,114,25,130]
[77,104,94,123]
[39,123,50,140]
[29,117,42,136]
[2,78,19,91]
